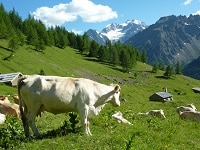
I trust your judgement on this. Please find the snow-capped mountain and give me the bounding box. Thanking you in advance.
[86,29,109,45]
[86,20,148,44]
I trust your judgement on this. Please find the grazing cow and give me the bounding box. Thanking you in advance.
[138,109,166,119]
[176,103,197,114]
[17,75,121,138]
[0,102,20,117]
[0,95,10,103]
[179,111,200,122]
[0,113,6,124]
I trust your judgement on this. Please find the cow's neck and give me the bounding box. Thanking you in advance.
[94,90,113,107]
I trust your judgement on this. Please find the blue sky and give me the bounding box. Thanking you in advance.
[1,0,200,34]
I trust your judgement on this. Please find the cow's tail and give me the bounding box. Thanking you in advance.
[17,75,30,137]
[17,75,27,117]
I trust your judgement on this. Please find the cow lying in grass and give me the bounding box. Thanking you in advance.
[0,95,20,118]
[17,75,121,138]
[176,103,197,114]
[0,101,20,118]
[0,113,6,124]
[179,111,200,122]
[138,109,166,119]
[0,95,11,103]
[12,94,20,105]
[112,111,132,125]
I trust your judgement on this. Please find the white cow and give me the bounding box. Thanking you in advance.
[17,75,121,138]
[112,111,133,125]
[179,111,200,122]
[176,103,197,114]
[138,109,166,119]
[0,113,6,124]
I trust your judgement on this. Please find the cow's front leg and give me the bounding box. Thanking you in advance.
[78,104,92,135]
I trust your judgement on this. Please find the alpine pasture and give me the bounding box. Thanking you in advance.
[0,40,200,150]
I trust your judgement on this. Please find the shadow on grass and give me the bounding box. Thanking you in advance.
[41,120,81,139]
[84,56,126,73]
[0,45,14,52]
[155,75,174,80]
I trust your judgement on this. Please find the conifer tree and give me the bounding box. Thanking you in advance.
[164,64,174,78]
[175,62,182,75]
[152,62,158,73]
[141,49,147,63]
[120,48,132,72]
[88,40,99,57]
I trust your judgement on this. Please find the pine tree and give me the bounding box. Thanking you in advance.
[68,32,77,49]
[120,48,132,72]
[158,62,165,71]
[175,62,182,75]
[0,18,7,39]
[76,35,84,52]
[152,62,158,73]
[88,40,99,57]
[8,35,18,50]
[164,64,174,78]
[82,33,90,52]
[98,45,106,62]
[110,46,119,65]
[141,49,147,63]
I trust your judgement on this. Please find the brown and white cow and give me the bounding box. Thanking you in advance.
[17,75,121,138]
[0,95,20,118]
[0,102,20,117]
[12,94,19,105]
[0,95,10,103]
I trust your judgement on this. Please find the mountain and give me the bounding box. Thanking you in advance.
[86,20,147,44]
[182,56,200,80]
[125,15,200,66]
[86,29,109,45]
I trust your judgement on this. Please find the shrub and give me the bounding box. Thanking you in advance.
[0,116,24,149]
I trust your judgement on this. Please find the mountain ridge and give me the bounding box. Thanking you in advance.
[86,19,148,44]
[125,15,200,66]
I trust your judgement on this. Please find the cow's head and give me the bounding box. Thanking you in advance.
[110,84,121,107]
[187,103,197,111]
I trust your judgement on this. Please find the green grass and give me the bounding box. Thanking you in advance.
[1,40,200,149]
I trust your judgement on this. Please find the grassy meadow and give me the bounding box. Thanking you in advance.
[0,40,200,150]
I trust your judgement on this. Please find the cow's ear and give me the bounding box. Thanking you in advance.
[114,84,120,92]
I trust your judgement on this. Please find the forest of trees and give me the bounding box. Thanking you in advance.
[0,3,147,72]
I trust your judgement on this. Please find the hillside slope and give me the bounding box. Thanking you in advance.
[1,40,200,149]
[183,56,200,80]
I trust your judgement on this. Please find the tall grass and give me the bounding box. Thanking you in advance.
[0,41,200,149]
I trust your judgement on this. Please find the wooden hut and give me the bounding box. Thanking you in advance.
[149,92,173,102]
[192,87,200,93]
[0,72,23,86]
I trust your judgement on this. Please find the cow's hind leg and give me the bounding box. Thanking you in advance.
[21,105,30,138]
[27,111,41,138]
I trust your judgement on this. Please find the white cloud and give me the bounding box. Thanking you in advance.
[32,0,118,27]
[193,10,200,15]
[183,0,193,5]
[70,29,83,35]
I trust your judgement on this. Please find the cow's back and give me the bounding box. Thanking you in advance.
[20,75,81,114]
